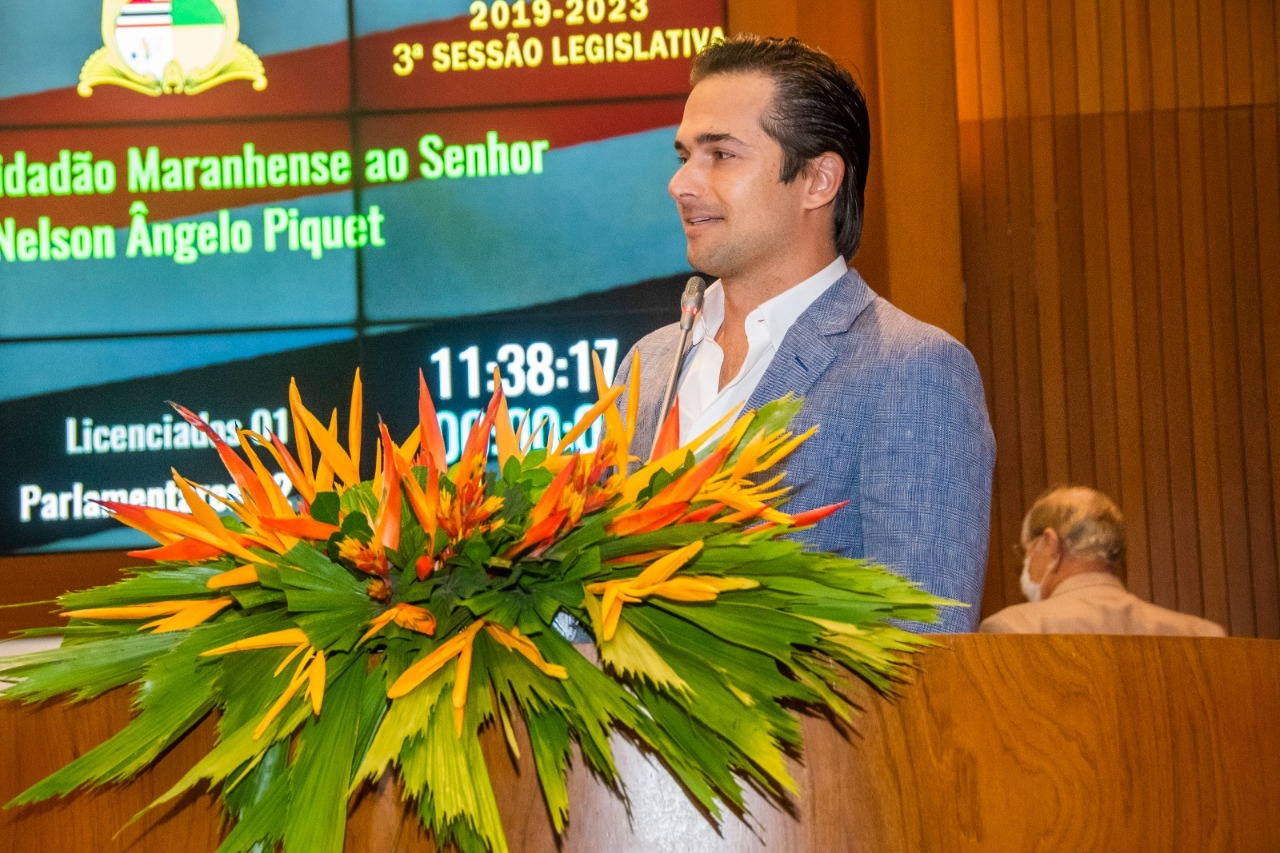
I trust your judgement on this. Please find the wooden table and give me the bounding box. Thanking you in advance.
[3,634,1277,851]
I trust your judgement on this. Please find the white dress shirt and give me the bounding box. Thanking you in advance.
[678,256,847,443]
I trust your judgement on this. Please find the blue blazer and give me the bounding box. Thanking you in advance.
[618,269,996,632]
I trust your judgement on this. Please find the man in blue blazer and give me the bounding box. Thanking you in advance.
[618,36,996,632]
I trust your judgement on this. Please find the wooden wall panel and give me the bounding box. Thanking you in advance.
[1175,3,1231,628]
[725,4,797,45]
[876,5,967,339]
[1129,108,1172,606]
[978,0,1032,609]
[956,0,1280,636]
[1206,107,1255,635]
[0,551,137,634]
[1259,102,1280,629]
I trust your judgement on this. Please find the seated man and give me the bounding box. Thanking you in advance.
[981,485,1226,636]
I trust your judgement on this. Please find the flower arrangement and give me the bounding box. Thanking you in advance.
[2,358,946,853]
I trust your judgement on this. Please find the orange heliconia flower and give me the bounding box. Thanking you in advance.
[337,537,388,579]
[387,620,566,735]
[63,597,235,633]
[201,628,325,740]
[584,542,758,642]
[359,602,437,644]
[99,373,375,569]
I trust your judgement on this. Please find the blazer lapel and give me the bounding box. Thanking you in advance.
[744,269,876,411]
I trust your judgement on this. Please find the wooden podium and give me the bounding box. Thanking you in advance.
[3,634,1278,852]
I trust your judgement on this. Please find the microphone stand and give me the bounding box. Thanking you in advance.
[652,276,707,458]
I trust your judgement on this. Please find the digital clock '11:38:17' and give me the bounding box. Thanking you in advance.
[427,338,620,400]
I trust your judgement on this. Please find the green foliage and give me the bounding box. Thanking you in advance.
[283,658,366,853]
[310,491,342,525]
[0,388,948,853]
[724,394,804,464]
[8,624,226,804]
[1,631,183,702]
[59,565,225,608]
[277,554,377,649]
[217,745,288,853]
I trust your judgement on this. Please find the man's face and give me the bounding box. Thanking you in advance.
[668,72,813,284]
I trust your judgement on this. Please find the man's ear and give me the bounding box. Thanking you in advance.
[1042,528,1063,560]
[804,152,844,209]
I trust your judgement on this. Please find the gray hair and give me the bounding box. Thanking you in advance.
[1023,486,1126,566]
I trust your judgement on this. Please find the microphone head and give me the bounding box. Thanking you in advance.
[680,275,708,309]
[678,275,708,330]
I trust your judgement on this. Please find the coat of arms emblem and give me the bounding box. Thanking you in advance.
[79,0,267,96]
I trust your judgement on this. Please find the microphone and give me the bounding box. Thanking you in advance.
[654,276,708,455]
[678,275,708,331]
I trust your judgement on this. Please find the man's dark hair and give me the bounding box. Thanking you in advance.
[691,35,871,258]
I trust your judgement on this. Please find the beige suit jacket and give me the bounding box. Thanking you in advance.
[979,572,1227,636]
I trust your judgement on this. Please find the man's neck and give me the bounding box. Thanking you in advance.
[710,255,846,390]
[1043,559,1114,599]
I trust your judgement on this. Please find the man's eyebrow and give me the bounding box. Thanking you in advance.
[673,132,745,151]
[697,132,741,145]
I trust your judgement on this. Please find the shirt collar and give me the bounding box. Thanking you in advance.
[692,256,847,345]
[693,281,725,345]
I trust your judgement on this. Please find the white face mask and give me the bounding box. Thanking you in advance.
[1019,560,1043,603]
